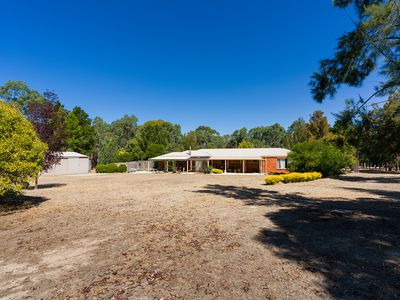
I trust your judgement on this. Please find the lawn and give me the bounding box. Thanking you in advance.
[0,172,399,299]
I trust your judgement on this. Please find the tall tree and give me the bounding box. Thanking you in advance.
[128,120,182,159]
[66,106,95,155]
[111,114,138,149]
[0,80,44,114]
[308,110,330,139]
[310,0,400,103]
[284,118,311,148]
[26,92,68,173]
[228,127,248,147]
[247,123,286,147]
[183,126,223,149]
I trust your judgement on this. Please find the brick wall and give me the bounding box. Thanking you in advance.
[262,157,288,174]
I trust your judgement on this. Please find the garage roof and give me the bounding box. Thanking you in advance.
[61,152,88,158]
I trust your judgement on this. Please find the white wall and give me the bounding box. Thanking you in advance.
[44,157,90,175]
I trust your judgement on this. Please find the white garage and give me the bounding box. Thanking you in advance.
[44,152,91,176]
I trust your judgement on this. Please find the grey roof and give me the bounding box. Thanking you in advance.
[150,148,289,161]
[60,152,88,158]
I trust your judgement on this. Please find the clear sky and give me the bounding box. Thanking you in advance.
[0,0,382,134]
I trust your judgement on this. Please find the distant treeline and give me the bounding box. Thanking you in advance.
[1,80,399,169]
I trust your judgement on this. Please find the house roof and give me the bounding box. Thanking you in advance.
[150,148,290,161]
[60,151,88,158]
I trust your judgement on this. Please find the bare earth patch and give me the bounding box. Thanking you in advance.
[0,172,399,299]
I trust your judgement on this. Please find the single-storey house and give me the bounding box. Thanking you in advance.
[150,148,290,174]
[43,152,91,175]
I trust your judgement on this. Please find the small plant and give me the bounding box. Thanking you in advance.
[265,172,322,185]
[212,168,223,174]
[96,163,127,173]
[201,166,213,174]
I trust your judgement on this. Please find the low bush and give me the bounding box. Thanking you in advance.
[201,166,213,174]
[212,168,223,174]
[96,163,127,173]
[265,172,322,185]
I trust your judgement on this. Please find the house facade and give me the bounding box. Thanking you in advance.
[150,148,290,174]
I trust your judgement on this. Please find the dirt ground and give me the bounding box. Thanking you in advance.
[0,172,399,299]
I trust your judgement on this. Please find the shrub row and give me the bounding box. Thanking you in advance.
[212,168,223,174]
[96,163,127,173]
[265,172,322,185]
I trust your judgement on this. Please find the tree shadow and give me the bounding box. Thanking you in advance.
[336,174,400,184]
[27,183,67,190]
[0,195,48,216]
[195,184,400,299]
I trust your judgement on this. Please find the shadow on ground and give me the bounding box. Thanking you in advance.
[337,172,400,184]
[27,183,67,190]
[0,195,48,215]
[195,182,400,299]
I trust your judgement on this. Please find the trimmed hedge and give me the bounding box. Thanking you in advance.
[96,163,127,173]
[265,172,322,185]
[212,168,223,174]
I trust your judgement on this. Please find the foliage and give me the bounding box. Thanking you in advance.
[264,175,285,185]
[111,114,138,148]
[211,168,223,174]
[95,163,127,173]
[265,172,322,185]
[288,140,355,177]
[238,140,254,148]
[26,93,68,172]
[66,106,95,156]
[228,127,248,147]
[334,91,400,168]
[310,0,400,102]
[247,123,286,147]
[183,126,224,149]
[127,120,182,160]
[201,166,213,174]
[284,118,311,147]
[308,110,330,139]
[0,80,44,114]
[0,102,47,195]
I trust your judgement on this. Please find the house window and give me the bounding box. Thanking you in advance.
[276,159,287,169]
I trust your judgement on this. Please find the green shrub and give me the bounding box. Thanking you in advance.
[265,172,322,185]
[96,163,127,173]
[0,102,47,195]
[201,166,213,174]
[288,140,355,177]
[212,168,223,174]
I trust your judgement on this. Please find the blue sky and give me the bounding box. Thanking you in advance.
[0,0,382,134]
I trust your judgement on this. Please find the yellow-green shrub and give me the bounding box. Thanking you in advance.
[265,175,285,185]
[265,172,322,185]
[212,168,223,174]
[0,101,47,195]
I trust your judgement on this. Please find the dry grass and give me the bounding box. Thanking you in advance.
[0,172,399,299]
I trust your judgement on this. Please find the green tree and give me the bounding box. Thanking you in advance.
[229,127,248,147]
[0,101,47,195]
[111,114,138,148]
[310,0,399,103]
[308,110,330,139]
[66,106,95,155]
[288,140,355,177]
[238,140,254,148]
[92,116,119,164]
[183,126,223,149]
[128,120,182,159]
[284,118,311,148]
[248,123,286,147]
[0,80,44,114]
